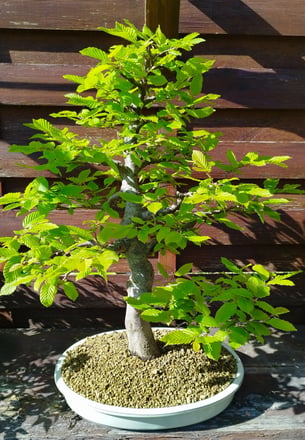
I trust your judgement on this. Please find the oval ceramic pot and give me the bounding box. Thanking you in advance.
[54,329,244,431]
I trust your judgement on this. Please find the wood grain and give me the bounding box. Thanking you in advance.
[1,0,305,36]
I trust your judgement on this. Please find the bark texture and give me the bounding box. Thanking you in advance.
[125,238,160,360]
[120,154,160,360]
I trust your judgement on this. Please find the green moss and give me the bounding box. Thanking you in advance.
[61,330,236,409]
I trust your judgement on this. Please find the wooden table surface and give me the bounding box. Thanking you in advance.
[0,326,304,440]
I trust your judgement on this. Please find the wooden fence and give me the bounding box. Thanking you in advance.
[0,0,305,327]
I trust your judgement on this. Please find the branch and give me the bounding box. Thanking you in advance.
[157,191,193,216]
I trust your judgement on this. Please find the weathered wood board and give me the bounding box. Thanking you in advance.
[0,326,304,439]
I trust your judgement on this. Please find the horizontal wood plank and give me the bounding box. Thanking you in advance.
[0,0,144,31]
[0,195,305,244]
[1,140,304,179]
[1,0,305,36]
[178,243,305,272]
[2,107,304,145]
[2,30,304,71]
[1,63,305,110]
[180,0,305,36]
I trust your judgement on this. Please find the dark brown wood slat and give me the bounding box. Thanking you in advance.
[205,68,305,110]
[195,198,305,246]
[2,30,304,71]
[0,0,144,31]
[1,141,304,179]
[203,109,305,143]
[0,195,305,245]
[2,107,304,145]
[0,29,119,65]
[197,36,305,70]
[180,0,305,36]
[195,142,305,180]
[0,63,81,106]
[1,0,305,36]
[1,271,304,327]
[178,243,305,272]
[1,64,305,109]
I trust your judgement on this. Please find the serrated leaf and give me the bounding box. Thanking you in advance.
[247,322,271,337]
[80,47,108,62]
[0,192,21,203]
[20,234,40,249]
[22,212,46,228]
[40,282,57,307]
[63,282,79,301]
[0,283,17,296]
[192,150,211,172]
[160,328,199,346]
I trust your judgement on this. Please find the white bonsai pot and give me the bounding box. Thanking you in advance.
[54,329,244,431]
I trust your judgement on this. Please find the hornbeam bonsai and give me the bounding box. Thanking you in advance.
[0,22,297,361]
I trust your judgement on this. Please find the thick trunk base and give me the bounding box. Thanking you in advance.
[125,305,160,360]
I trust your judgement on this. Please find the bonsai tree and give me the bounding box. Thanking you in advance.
[0,22,297,361]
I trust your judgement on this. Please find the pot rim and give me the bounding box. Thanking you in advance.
[54,328,244,417]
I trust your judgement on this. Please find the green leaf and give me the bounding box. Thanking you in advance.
[140,309,170,323]
[229,327,250,347]
[267,274,296,286]
[0,192,21,203]
[246,276,270,297]
[220,257,241,273]
[160,328,200,346]
[201,341,222,360]
[215,302,237,323]
[120,192,143,203]
[256,300,276,314]
[267,318,297,332]
[149,74,167,86]
[237,297,254,314]
[40,282,57,307]
[22,212,46,228]
[187,235,210,244]
[63,282,79,301]
[80,47,108,62]
[247,322,271,337]
[190,75,203,95]
[0,283,17,296]
[157,262,169,278]
[192,150,211,172]
[147,202,163,214]
[253,264,270,280]
[226,150,239,167]
[175,263,193,277]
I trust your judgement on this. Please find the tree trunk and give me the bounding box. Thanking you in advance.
[120,154,160,360]
[125,238,160,360]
